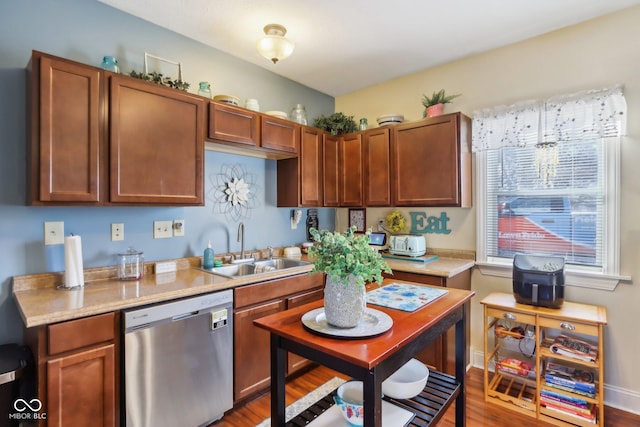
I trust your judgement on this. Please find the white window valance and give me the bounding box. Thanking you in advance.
[472,85,627,152]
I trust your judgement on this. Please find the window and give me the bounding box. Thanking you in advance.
[473,86,627,289]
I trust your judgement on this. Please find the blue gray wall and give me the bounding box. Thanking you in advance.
[0,0,336,345]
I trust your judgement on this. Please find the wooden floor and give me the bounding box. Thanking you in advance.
[211,366,639,427]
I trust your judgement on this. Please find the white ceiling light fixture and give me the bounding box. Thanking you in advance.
[256,23,294,64]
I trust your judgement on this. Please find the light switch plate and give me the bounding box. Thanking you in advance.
[44,221,64,245]
[153,221,173,239]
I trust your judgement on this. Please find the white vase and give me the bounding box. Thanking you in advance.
[324,274,366,328]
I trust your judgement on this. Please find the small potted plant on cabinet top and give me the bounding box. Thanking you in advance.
[421,89,461,118]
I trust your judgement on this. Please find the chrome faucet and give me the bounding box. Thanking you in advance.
[237,222,245,260]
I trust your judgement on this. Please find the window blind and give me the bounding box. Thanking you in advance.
[486,139,604,267]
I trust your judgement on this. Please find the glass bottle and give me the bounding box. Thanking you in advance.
[290,104,308,125]
[101,56,119,73]
[198,82,212,98]
[359,118,368,131]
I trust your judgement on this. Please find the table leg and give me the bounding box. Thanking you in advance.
[270,334,287,427]
[362,372,382,427]
[455,304,467,427]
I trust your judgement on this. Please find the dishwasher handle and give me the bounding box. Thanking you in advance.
[171,310,200,322]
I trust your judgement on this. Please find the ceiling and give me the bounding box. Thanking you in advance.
[98,0,639,97]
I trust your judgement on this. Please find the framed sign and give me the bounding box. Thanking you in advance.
[348,208,366,233]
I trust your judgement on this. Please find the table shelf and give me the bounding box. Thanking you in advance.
[286,370,459,427]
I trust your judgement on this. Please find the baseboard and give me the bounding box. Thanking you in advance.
[471,349,640,416]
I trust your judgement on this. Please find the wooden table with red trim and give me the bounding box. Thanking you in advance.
[254,279,475,427]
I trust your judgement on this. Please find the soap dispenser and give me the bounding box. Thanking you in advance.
[203,241,215,269]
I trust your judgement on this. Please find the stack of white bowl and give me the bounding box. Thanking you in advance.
[376,114,405,126]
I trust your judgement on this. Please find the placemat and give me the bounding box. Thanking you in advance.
[367,283,448,312]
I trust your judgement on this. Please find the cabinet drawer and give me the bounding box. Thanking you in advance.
[48,312,115,355]
[234,273,324,308]
[486,308,536,325]
[539,316,598,336]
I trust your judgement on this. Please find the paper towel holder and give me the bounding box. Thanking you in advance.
[58,233,85,290]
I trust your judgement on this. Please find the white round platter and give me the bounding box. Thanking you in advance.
[301,307,393,339]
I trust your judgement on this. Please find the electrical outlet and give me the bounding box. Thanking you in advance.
[173,219,185,237]
[111,223,124,241]
[44,221,64,245]
[153,220,173,239]
[377,218,385,232]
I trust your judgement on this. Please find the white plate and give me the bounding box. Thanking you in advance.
[376,114,404,125]
[305,400,414,427]
[301,307,393,338]
[264,110,288,119]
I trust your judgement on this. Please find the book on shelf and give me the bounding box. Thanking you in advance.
[545,381,596,398]
[542,400,597,423]
[545,360,596,394]
[549,334,598,362]
[540,389,589,409]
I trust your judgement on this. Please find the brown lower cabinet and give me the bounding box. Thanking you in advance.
[233,273,324,403]
[25,312,119,427]
[382,269,471,375]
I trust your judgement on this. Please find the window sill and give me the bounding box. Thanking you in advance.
[475,260,631,291]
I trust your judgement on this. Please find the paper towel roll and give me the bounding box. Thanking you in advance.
[64,235,85,288]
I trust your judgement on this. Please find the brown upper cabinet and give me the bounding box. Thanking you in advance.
[322,133,340,207]
[363,127,392,206]
[279,113,471,208]
[109,75,205,205]
[207,103,299,159]
[27,52,103,204]
[276,126,322,207]
[261,115,299,154]
[27,50,206,206]
[339,132,364,206]
[208,101,260,148]
[392,112,471,207]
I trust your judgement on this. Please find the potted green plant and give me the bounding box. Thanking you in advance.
[312,112,359,135]
[308,226,391,328]
[421,89,461,118]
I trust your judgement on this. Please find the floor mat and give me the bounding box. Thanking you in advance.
[255,376,346,426]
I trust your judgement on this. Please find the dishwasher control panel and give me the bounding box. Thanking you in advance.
[211,308,228,330]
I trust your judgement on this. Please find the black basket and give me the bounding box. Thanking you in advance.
[513,255,565,308]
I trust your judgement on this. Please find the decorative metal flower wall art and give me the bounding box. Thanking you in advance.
[209,164,260,222]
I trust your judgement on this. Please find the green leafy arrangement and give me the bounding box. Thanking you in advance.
[421,89,461,107]
[312,112,358,135]
[308,226,391,288]
[129,70,191,92]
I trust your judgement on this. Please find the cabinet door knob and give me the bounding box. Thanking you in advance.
[559,322,576,331]
[502,312,517,320]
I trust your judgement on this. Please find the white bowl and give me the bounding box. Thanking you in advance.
[333,381,364,426]
[376,114,404,126]
[264,110,288,120]
[213,94,240,106]
[382,358,429,399]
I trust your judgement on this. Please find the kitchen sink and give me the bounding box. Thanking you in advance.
[253,258,309,270]
[201,258,310,278]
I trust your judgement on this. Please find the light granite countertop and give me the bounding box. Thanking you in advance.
[12,252,474,329]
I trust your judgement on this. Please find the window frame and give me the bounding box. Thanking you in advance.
[475,136,628,290]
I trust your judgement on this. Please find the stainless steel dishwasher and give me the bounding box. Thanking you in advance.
[123,290,233,427]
